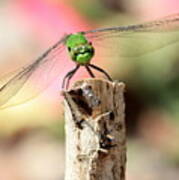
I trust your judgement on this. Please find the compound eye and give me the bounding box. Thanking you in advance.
[68,47,71,51]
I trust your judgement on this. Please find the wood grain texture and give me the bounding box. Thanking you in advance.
[63,79,126,180]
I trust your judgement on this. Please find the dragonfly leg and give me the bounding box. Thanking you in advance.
[85,65,95,78]
[88,64,112,81]
[62,65,80,89]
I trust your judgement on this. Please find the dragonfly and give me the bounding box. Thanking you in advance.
[1,13,179,109]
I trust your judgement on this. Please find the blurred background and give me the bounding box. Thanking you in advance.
[0,0,179,179]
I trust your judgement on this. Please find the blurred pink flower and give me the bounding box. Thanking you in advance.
[13,0,90,41]
[2,0,92,108]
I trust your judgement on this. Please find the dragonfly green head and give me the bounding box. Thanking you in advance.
[66,33,94,65]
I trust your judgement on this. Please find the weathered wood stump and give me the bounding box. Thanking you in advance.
[63,79,126,180]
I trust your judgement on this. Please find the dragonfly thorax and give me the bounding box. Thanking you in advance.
[66,33,94,65]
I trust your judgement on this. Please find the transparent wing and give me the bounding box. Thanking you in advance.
[0,36,67,109]
[85,13,179,58]
[2,13,179,109]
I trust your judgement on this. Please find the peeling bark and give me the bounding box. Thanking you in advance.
[63,79,126,180]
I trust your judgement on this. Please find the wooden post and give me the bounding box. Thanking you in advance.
[63,79,126,180]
